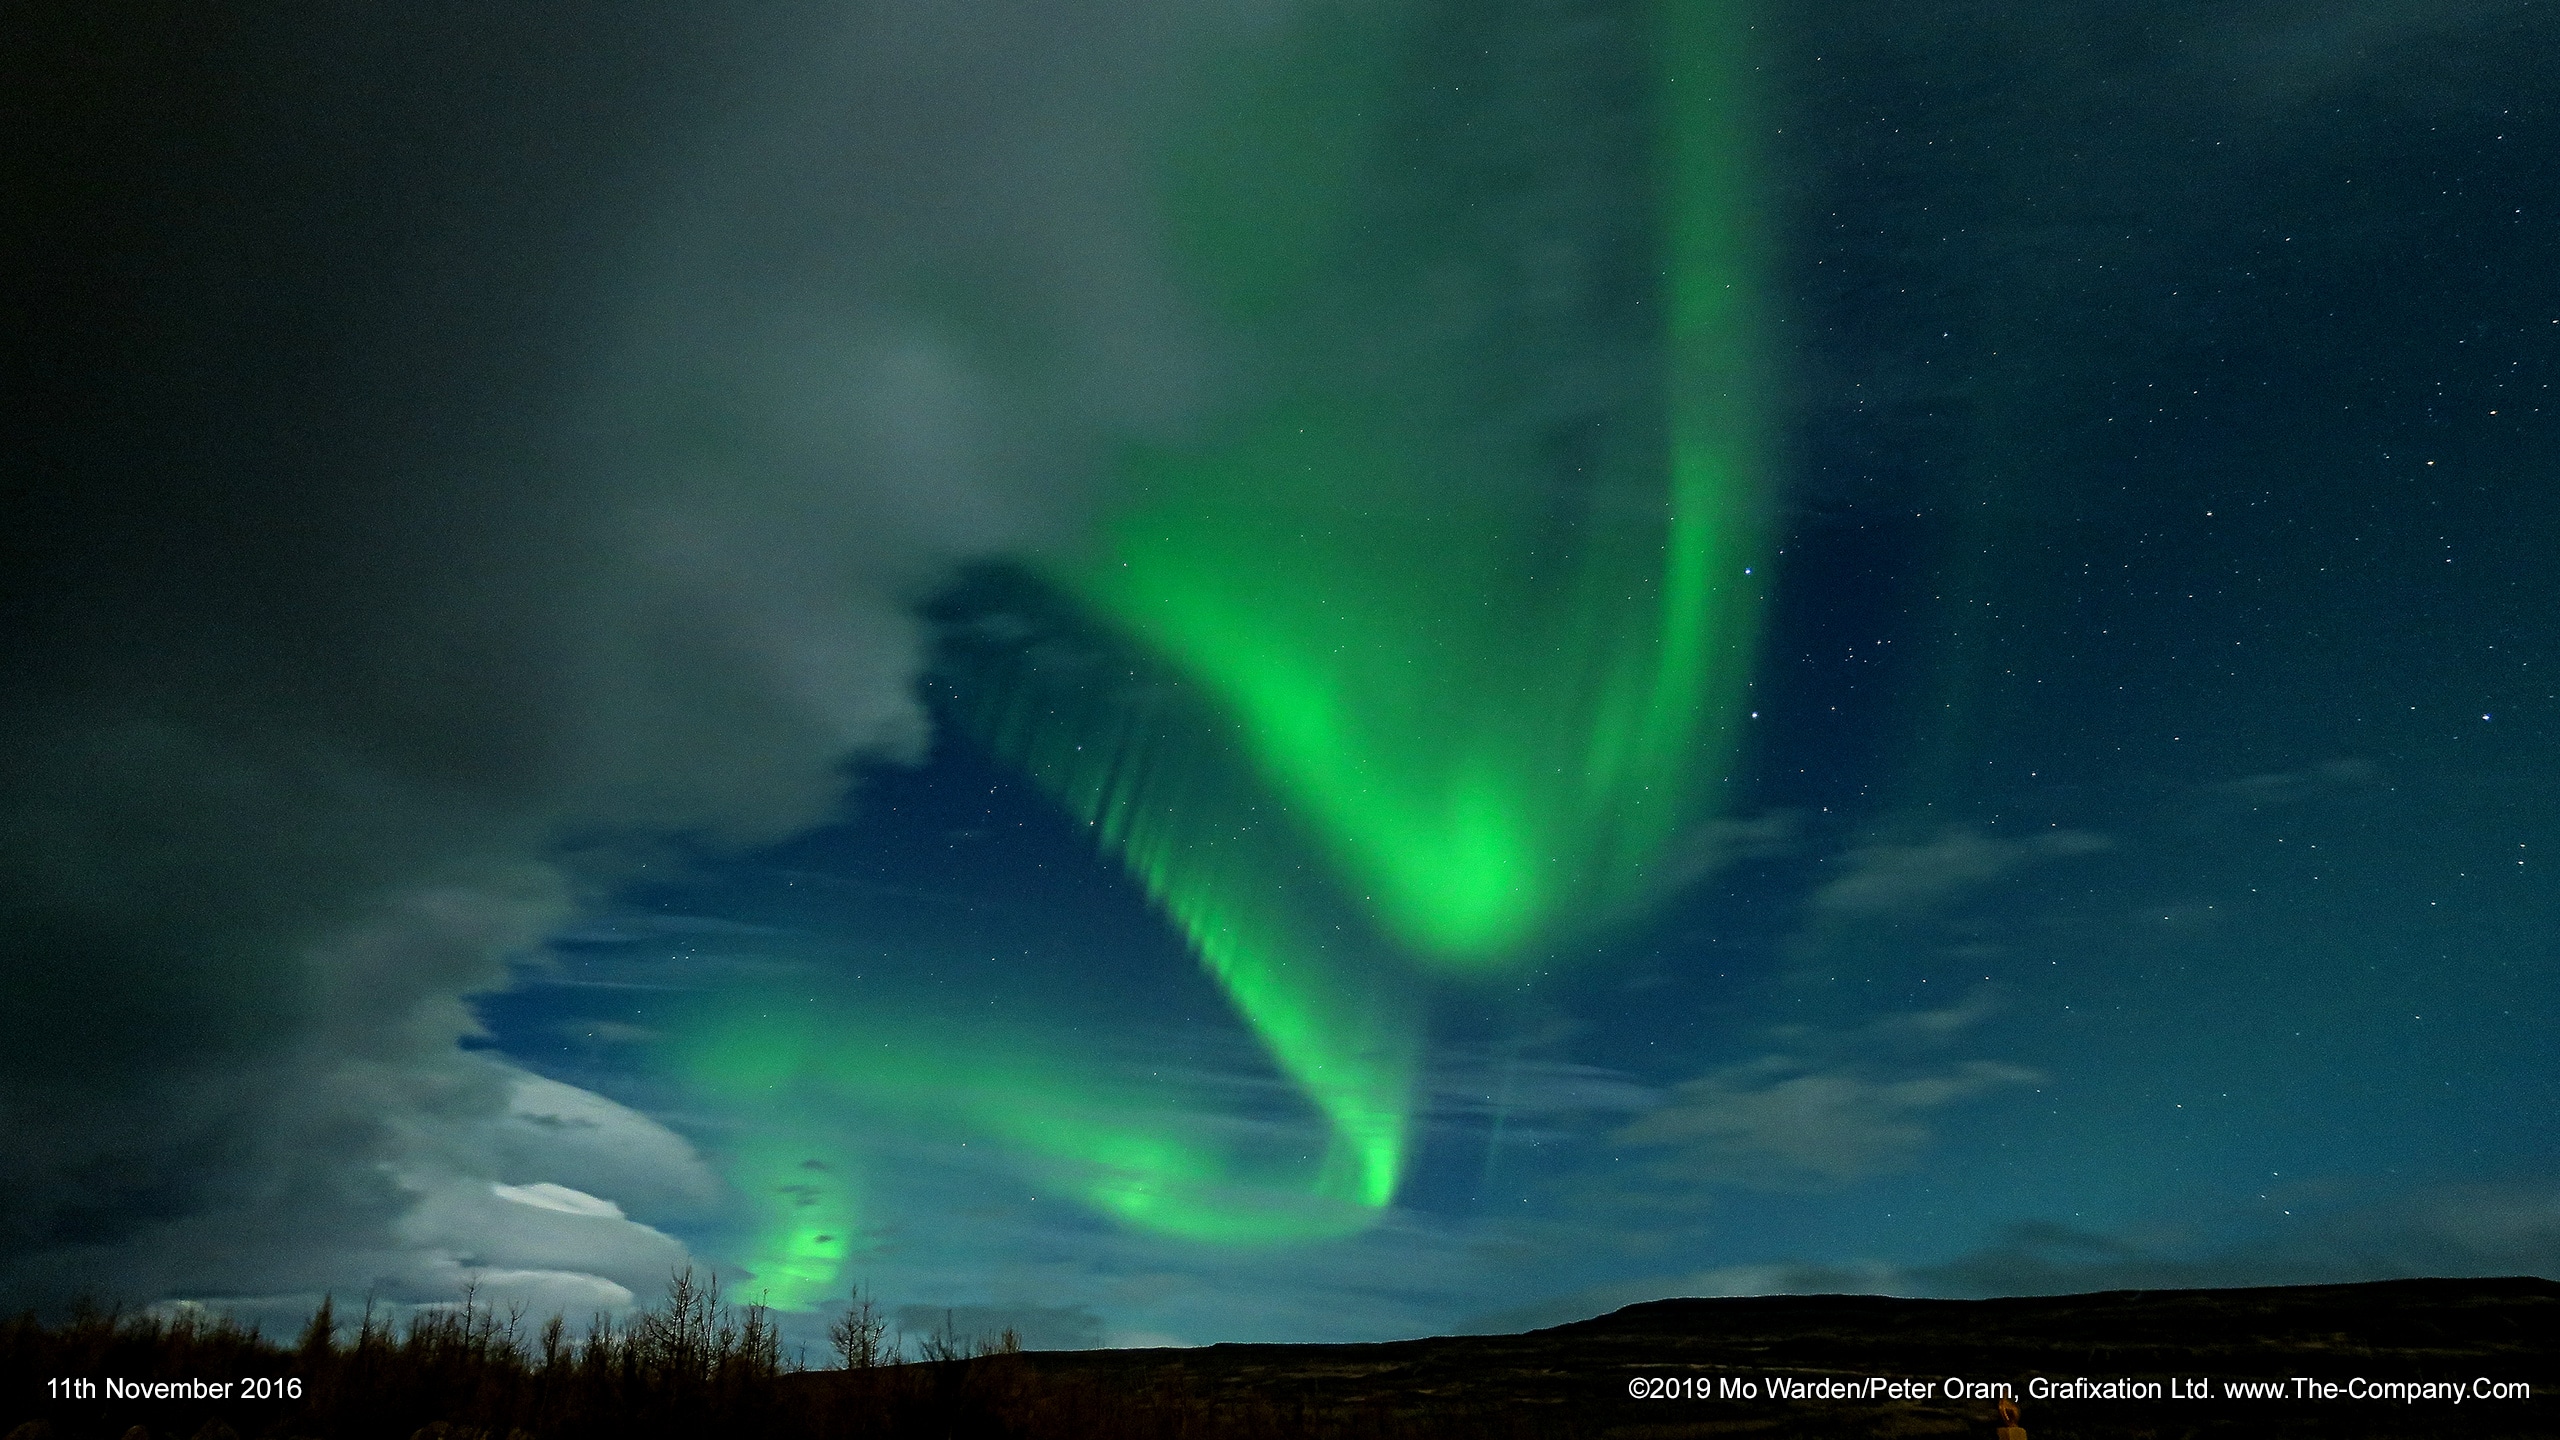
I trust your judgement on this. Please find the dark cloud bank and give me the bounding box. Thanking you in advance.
[1,0,1215,1316]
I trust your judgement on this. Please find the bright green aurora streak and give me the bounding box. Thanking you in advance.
[698,1,1771,1303]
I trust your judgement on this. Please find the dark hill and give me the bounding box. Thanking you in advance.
[890,1276,2556,1437]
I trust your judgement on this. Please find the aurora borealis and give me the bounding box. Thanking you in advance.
[8,0,2559,1353]
[682,0,1774,1295]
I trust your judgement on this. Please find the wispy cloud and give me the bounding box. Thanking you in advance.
[1425,1055,1663,1124]
[1811,827,2110,918]
[1645,809,1809,896]
[2200,0,2523,109]
[1612,992,2039,1191]
[1617,1056,2041,1189]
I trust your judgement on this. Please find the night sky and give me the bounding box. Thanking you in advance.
[6,0,2555,1354]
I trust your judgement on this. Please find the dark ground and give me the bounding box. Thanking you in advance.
[803,1276,2556,1438]
[5,1277,2549,1438]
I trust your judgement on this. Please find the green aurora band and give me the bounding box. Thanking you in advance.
[691,0,1772,1303]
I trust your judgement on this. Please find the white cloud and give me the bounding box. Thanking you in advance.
[494,1074,722,1219]
[492,1183,625,1220]
[1614,992,2040,1190]
[451,1270,639,1316]
[396,1169,690,1291]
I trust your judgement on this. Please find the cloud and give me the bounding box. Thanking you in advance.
[491,1074,723,1219]
[1425,1055,1663,1124]
[2202,757,2379,813]
[2199,0,2523,108]
[1643,809,1808,897]
[1866,988,2017,1043]
[1,1,1209,1313]
[1811,827,2110,919]
[1618,1056,2041,1189]
[395,1172,689,1301]
[1613,994,2040,1190]
[492,1183,626,1220]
